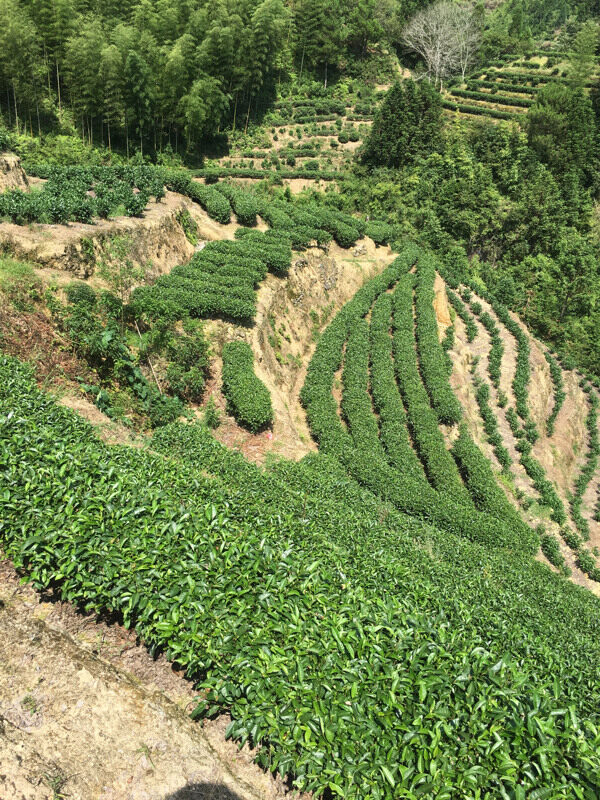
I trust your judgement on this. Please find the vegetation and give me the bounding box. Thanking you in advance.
[5,2,600,796]
[570,385,599,540]
[3,348,600,796]
[221,341,273,431]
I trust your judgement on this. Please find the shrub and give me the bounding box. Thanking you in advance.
[65,282,97,309]
[222,341,273,431]
[414,256,462,426]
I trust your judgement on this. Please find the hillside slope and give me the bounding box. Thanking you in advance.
[301,244,600,594]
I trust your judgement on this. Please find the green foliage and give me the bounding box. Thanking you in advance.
[451,425,528,536]
[301,247,537,553]
[165,326,209,403]
[414,255,462,425]
[65,282,97,309]
[0,257,42,311]
[474,377,512,471]
[570,388,599,540]
[474,306,503,391]
[528,83,596,185]
[0,165,163,225]
[393,270,470,501]
[203,396,221,429]
[541,532,565,568]
[449,89,534,108]
[132,232,291,325]
[361,80,442,169]
[4,355,600,795]
[215,182,258,226]
[545,350,566,436]
[176,209,198,245]
[442,100,517,120]
[446,288,477,342]
[369,293,427,483]
[221,341,273,432]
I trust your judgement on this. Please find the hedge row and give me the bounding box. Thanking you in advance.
[442,100,518,120]
[541,533,566,569]
[545,350,566,436]
[474,375,512,471]
[467,79,539,95]
[365,220,397,246]
[131,232,291,324]
[301,250,537,552]
[194,168,341,181]
[452,425,529,538]
[233,228,293,276]
[369,293,427,483]
[185,182,232,224]
[469,301,503,391]
[273,99,347,116]
[392,271,472,504]
[449,89,534,108]
[221,341,273,431]
[215,181,258,226]
[7,360,594,795]
[341,318,388,458]
[570,386,599,541]
[506,407,567,524]
[492,302,534,426]
[268,114,339,125]
[0,165,162,224]
[257,197,364,250]
[414,257,463,425]
[447,288,477,342]
[484,69,561,84]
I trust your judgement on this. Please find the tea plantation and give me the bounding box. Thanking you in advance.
[2,356,600,797]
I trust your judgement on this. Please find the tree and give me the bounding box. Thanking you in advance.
[294,0,342,86]
[569,20,599,90]
[97,236,150,335]
[528,82,596,187]
[401,2,481,88]
[64,17,106,144]
[453,4,483,79]
[345,0,384,56]
[361,79,442,169]
[100,44,124,150]
[179,75,229,146]
[123,50,154,154]
[0,0,40,133]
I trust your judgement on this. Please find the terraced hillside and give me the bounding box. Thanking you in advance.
[302,244,600,592]
[444,49,597,120]
[4,129,600,796]
[197,87,383,186]
[3,188,600,796]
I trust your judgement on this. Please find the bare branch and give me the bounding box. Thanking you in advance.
[402,2,481,87]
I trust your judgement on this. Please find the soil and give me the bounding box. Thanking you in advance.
[0,560,303,800]
[444,288,600,595]
[0,302,84,387]
[0,153,29,192]
[0,191,206,279]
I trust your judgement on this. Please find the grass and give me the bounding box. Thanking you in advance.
[0,257,42,311]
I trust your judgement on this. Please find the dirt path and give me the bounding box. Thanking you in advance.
[448,314,505,472]
[460,296,534,497]
[0,561,295,800]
